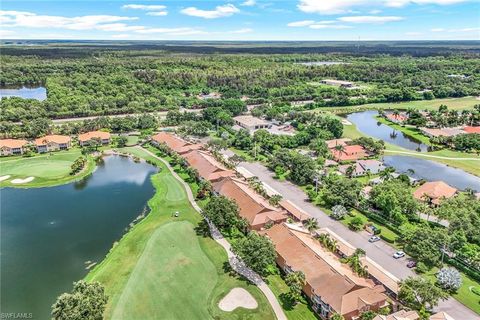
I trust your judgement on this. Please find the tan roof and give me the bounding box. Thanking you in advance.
[233,115,270,127]
[326,138,352,149]
[279,199,310,221]
[421,127,464,138]
[184,150,234,182]
[429,312,455,320]
[35,135,71,146]
[413,181,457,205]
[373,309,419,320]
[0,139,28,149]
[151,132,202,154]
[78,131,111,142]
[213,177,286,226]
[263,224,387,315]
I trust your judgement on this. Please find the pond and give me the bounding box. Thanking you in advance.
[347,110,429,152]
[383,155,480,191]
[0,155,157,319]
[0,86,47,101]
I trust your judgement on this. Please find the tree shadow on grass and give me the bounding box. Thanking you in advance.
[194,220,211,238]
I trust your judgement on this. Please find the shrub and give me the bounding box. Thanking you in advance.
[415,262,429,274]
[331,205,348,220]
[437,267,462,291]
[348,216,364,231]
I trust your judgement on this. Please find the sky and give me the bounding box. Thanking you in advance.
[1,0,479,41]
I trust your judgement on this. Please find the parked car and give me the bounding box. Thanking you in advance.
[407,260,417,268]
[369,236,381,243]
[393,251,405,259]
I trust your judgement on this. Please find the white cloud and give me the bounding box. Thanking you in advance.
[122,4,166,10]
[146,11,168,16]
[241,0,256,6]
[181,4,239,19]
[369,9,382,14]
[338,15,404,23]
[297,0,469,14]
[287,20,316,27]
[122,4,167,16]
[0,10,138,30]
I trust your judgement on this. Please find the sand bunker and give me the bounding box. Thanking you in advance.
[218,288,258,312]
[0,175,11,182]
[11,177,35,184]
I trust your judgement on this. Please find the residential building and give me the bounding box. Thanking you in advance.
[279,199,310,222]
[338,162,366,177]
[357,159,386,175]
[370,173,418,186]
[35,135,71,153]
[233,115,271,132]
[330,145,368,162]
[0,139,28,156]
[429,312,455,320]
[213,177,287,230]
[324,159,338,167]
[413,181,457,205]
[263,223,388,320]
[373,310,420,320]
[420,127,464,138]
[78,131,111,146]
[325,138,352,149]
[463,126,480,134]
[320,79,355,88]
[197,92,221,100]
[385,113,408,124]
[183,150,234,182]
[151,132,202,155]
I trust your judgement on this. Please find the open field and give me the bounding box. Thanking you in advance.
[85,147,274,319]
[0,149,96,188]
[317,97,479,113]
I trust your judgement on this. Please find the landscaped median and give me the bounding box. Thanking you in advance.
[85,146,275,320]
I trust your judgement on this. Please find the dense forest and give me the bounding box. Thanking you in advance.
[1,47,479,126]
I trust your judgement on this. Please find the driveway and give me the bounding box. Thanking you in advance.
[238,161,480,320]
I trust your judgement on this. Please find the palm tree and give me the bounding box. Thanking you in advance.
[345,249,368,278]
[268,194,283,206]
[303,218,319,233]
[379,167,395,181]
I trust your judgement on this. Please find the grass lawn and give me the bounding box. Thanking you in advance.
[0,149,96,188]
[86,146,274,320]
[126,135,139,146]
[424,268,480,314]
[266,274,319,320]
[318,97,479,113]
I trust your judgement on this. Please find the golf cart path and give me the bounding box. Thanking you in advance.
[138,147,287,320]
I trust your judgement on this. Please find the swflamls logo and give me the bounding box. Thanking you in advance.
[0,313,33,319]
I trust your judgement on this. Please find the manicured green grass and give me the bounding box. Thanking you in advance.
[424,268,480,314]
[86,147,274,320]
[318,97,479,113]
[0,149,96,188]
[266,274,319,320]
[126,135,139,146]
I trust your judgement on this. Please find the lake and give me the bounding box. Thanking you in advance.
[0,86,47,101]
[347,110,429,152]
[383,155,480,191]
[0,155,157,319]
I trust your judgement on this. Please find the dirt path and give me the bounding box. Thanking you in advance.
[138,146,287,320]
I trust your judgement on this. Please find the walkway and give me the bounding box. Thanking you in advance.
[237,160,480,320]
[138,147,287,320]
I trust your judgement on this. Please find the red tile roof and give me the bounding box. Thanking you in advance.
[184,150,234,182]
[0,139,28,149]
[279,199,310,221]
[386,114,407,122]
[151,132,202,154]
[413,181,457,205]
[213,177,287,228]
[463,126,480,134]
[35,135,71,146]
[78,131,110,142]
[330,145,368,161]
[263,224,386,316]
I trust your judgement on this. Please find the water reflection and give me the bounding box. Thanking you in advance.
[1,155,157,319]
[383,155,480,191]
[0,86,47,101]
[347,110,429,152]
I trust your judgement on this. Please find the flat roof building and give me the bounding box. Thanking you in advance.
[233,115,271,132]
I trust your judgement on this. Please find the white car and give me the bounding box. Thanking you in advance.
[393,251,405,259]
[368,236,381,243]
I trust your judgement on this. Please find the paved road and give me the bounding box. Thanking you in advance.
[140,147,287,320]
[238,161,480,320]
